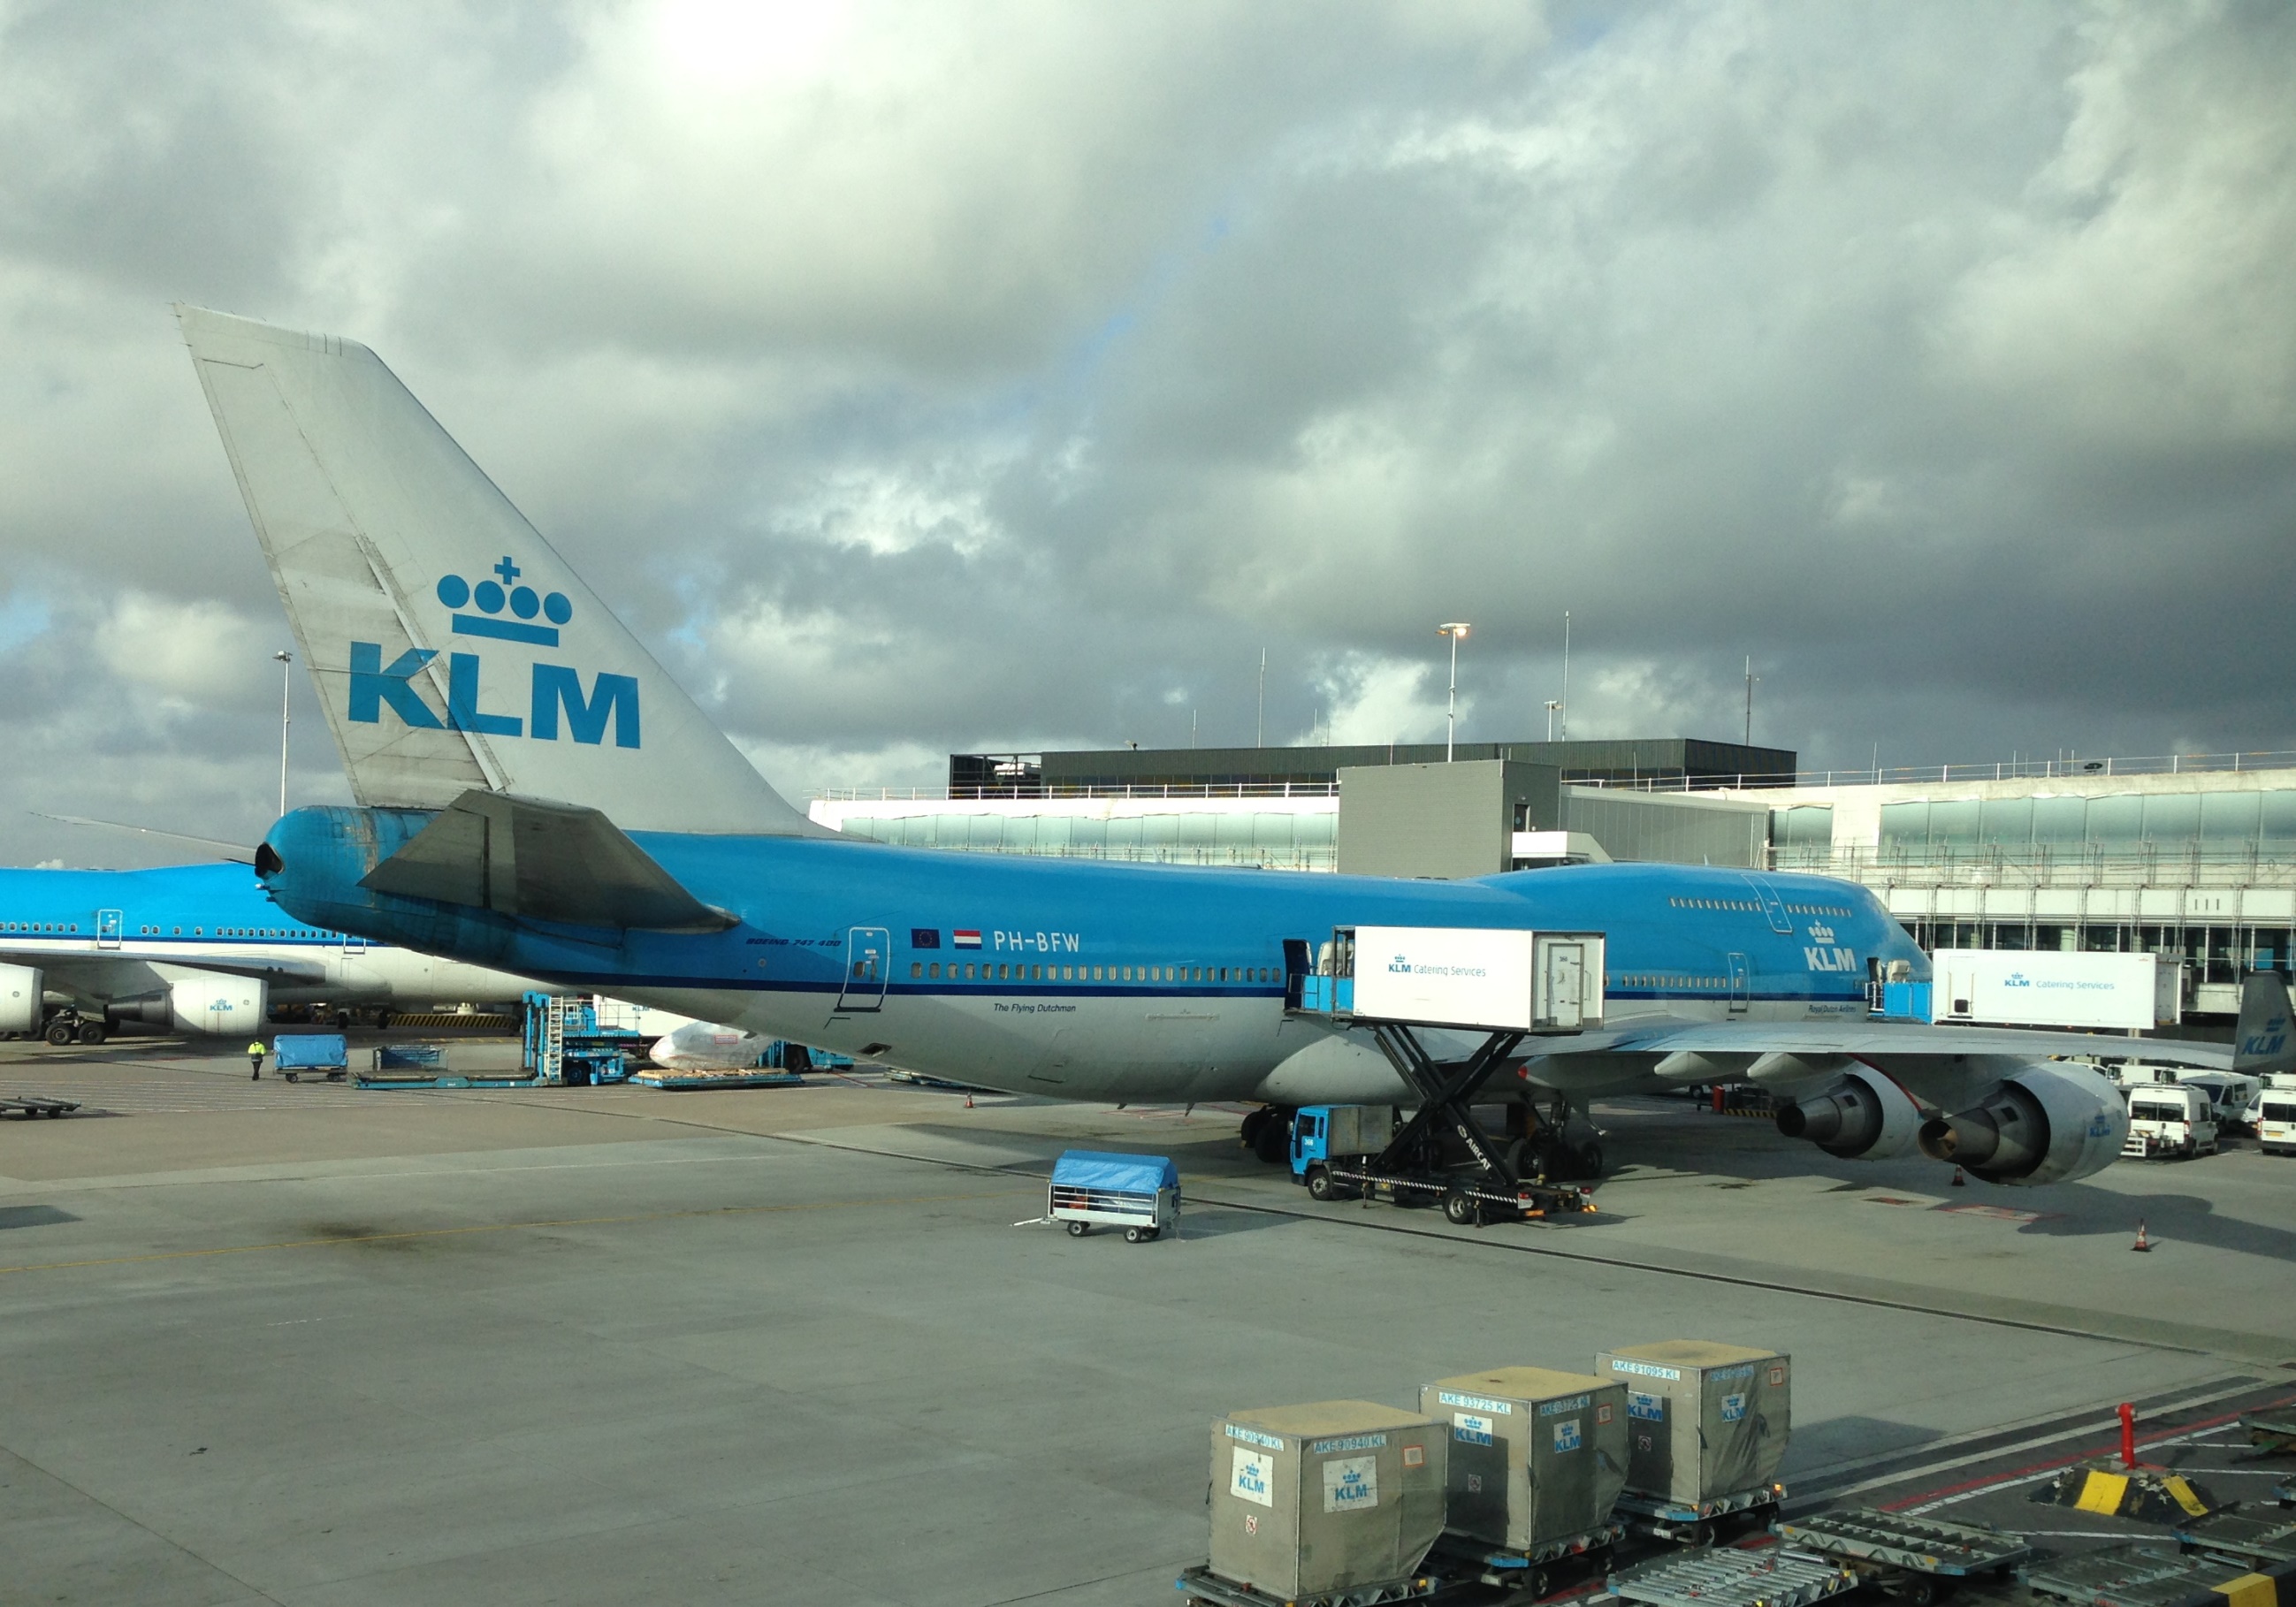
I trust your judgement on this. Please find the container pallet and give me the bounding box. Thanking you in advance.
[1615,1484,1783,1543]
[1176,1563,1444,1607]
[354,1073,543,1091]
[2020,1542,2228,1607]
[2245,1410,2296,1456]
[2173,1507,2296,1566]
[1428,1519,1622,1596]
[1770,1508,2030,1604]
[629,1069,805,1090]
[1,1095,80,1118]
[1606,1546,1857,1607]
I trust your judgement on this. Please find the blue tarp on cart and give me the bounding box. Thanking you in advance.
[1051,1150,1179,1193]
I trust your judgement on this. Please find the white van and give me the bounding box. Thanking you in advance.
[2122,1084,2219,1160]
[2256,1091,2296,1157]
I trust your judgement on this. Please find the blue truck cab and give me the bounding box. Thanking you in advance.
[1289,1104,1396,1180]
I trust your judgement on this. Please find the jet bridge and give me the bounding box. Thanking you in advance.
[1290,925,1606,1222]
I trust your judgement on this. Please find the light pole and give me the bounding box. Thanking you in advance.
[1438,622,1470,760]
[1560,610,1570,742]
[273,650,294,819]
[1545,700,1561,742]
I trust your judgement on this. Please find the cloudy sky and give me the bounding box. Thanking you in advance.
[3,0,2292,865]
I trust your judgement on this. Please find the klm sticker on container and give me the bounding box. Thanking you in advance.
[1323,1455,1380,1513]
[1552,1418,1583,1452]
[1453,1412,1495,1447]
[1720,1393,1747,1423]
[1629,1391,1665,1422]
[1231,1448,1275,1508]
[347,557,640,749]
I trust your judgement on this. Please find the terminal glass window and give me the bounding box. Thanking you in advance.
[2085,795,2143,846]
[1771,807,1833,857]
[2201,792,2261,854]
[1926,799,1979,851]
[2031,796,2086,849]
[2141,794,2201,846]
[2261,791,2296,844]
[1878,802,1927,857]
[1979,798,2031,849]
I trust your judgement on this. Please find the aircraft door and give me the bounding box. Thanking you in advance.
[342,929,367,954]
[1741,875,1792,933]
[96,909,123,949]
[1727,953,1750,1014]
[837,926,891,1012]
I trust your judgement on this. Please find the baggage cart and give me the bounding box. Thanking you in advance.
[1607,1545,1857,1607]
[1770,1508,2032,1605]
[273,1032,348,1083]
[1048,1150,1179,1243]
[1,1094,80,1119]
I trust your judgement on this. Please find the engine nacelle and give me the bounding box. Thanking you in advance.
[110,975,270,1036]
[1775,1069,1923,1160]
[1917,1062,2128,1185]
[0,963,42,1033]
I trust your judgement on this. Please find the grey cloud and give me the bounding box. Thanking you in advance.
[1,0,2292,863]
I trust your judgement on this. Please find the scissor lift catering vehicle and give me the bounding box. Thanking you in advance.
[1289,925,1606,1225]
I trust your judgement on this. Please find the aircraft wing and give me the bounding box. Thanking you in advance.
[1540,1016,2232,1070]
[4,951,332,1006]
[355,789,736,933]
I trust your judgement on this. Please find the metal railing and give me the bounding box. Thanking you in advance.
[819,781,1342,802]
[1771,842,2296,889]
[1586,750,2296,794]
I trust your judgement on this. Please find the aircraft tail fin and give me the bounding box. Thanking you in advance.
[2231,971,2296,1076]
[175,305,821,836]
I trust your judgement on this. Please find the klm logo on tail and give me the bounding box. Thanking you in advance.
[347,557,640,749]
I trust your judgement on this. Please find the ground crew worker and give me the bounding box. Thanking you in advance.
[248,1040,265,1080]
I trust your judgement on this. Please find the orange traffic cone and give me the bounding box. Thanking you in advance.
[964,1093,974,1108]
[1950,1168,1966,1187]
[2132,1219,2151,1253]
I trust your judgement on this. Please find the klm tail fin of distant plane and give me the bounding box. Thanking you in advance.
[175,306,822,837]
[2232,970,2296,1076]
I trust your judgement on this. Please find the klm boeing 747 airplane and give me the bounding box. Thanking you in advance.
[177,306,2253,1186]
[0,861,545,1045]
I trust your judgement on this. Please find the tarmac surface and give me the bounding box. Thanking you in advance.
[3,1037,2292,1606]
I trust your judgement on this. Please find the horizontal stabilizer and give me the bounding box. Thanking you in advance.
[360,790,735,933]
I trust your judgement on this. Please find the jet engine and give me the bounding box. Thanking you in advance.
[1916,1062,2128,1186]
[1774,1069,1922,1160]
[107,976,269,1036]
[0,963,42,1033]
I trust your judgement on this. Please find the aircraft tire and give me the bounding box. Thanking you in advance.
[1239,1107,1270,1147]
[375,1010,392,1031]
[44,1021,73,1047]
[1575,1140,1605,1178]
[75,1021,104,1046]
[1252,1116,1289,1165]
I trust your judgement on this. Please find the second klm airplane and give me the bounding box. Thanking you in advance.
[175,307,2259,1185]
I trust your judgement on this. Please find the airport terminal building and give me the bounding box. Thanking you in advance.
[812,740,2296,1017]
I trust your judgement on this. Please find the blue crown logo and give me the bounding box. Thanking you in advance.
[437,557,571,647]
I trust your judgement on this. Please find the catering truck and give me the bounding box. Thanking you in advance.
[1930,949,2180,1032]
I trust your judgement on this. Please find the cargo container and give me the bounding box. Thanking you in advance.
[1928,949,2178,1031]
[1209,1401,1447,1601]
[1420,1367,1629,1553]
[1597,1343,1789,1520]
[1334,926,1606,1033]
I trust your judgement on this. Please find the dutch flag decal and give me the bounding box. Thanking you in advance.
[953,930,982,948]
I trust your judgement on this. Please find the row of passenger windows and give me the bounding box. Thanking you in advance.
[1667,897,1759,912]
[1784,903,1851,917]
[909,961,1278,985]
[2,922,330,939]
[1614,973,1728,988]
